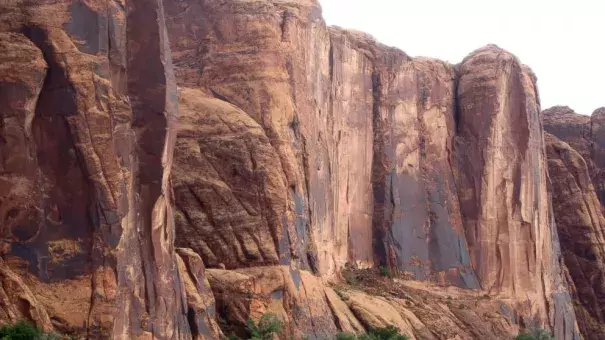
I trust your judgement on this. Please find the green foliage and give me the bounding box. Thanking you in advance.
[0,321,63,340]
[378,266,390,277]
[336,333,357,340]
[0,321,41,340]
[514,328,554,340]
[336,326,409,340]
[246,313,282,340]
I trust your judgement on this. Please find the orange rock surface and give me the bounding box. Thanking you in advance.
[0,0,593,339]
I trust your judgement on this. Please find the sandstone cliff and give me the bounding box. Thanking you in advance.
[543,108,605,340]
[544,106,605,208]
[0,0,588,339]
[0,0,199,338]
[164,0,579,338]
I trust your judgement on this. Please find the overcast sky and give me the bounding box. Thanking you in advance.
[319,0,603,115]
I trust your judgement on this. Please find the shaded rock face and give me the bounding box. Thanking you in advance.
[0,0,219,338]
[544,117,605,339]
[0,0,586,339]
[544,106,605,208]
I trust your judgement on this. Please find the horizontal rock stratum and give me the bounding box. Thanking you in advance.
[0,0,596,339]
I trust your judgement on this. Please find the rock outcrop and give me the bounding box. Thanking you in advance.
[0,0,219,338]
[0,0,590,339]
[453,46,577,337]
[544,108,605,340]
[207,265,519,340]
[544,106,605,208]
[164,0,579,338]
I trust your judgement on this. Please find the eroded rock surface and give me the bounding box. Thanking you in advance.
[453,46,578,339]
[544,106,605,208]
[164,1,579,337]
[176,248,223,339]
[207,265,521,340]
[0,0,589,339]
[545,132,605,339]
[0,0,208,338]
[165,0,479,287]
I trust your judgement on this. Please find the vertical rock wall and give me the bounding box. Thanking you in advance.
[0,0,588,339]
[0,0,219,338]
[544,107,605,340]
[454,46,578,338]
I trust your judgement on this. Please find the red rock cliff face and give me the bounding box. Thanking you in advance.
[164,0,579,338]
[453,47,577,337]
[164,0,479,286]
[0,0,586,339]
[0,0,213,338]
[544,106,605,209]
[543,107,605,340]
[545,133,605,340]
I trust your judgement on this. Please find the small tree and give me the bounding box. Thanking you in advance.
[246,313,282,340]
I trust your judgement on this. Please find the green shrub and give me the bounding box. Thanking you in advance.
[335,333,357,340]
[0,321,62,340]
[336,326,409,340]
[246,313,282,340]
[378,266,390,277]
[0,321,41,340]
[514,328,554,340]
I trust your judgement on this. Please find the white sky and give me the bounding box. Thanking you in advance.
[319,0,603,115]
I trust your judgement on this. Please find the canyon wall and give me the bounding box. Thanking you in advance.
[0,0,591,339]
[543,107,605,340]
[163,0,580,338]
[0,0,210,338]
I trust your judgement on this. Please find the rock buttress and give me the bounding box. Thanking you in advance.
[454,45,580,339]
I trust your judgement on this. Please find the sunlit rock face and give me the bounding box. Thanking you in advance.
[0,0,586,339]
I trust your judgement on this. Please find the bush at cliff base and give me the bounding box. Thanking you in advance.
[514,328,554,340]
[336,325,409,340]
[0,321,62,340]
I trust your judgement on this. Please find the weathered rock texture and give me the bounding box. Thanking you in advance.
[544,108,605,340]
[453,47,577,338]
[0,0,589,339]
[164,0,580,338]
[207,265,520,340]
[0,0,219,338]
[164,0,480,287]
[544,106,605,208]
